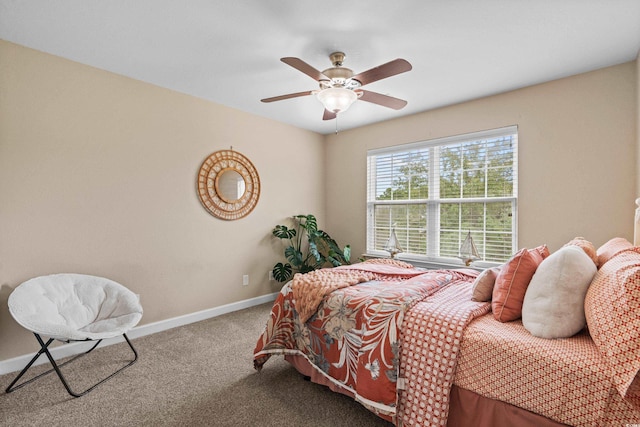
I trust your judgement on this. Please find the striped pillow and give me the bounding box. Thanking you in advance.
[492,245,549,322]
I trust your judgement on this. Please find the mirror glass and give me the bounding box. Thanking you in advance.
[216,169,246,202]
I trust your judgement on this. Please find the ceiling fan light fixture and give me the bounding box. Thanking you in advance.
[316,87,357,113]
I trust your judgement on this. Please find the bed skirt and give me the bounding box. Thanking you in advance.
[285,354,567,427]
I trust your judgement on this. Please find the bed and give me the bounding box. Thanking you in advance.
[253,237,640,426]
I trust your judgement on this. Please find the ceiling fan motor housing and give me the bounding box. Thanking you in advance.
[317,51,360,90]
[329,51,346,66]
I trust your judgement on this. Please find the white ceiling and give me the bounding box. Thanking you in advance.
[1,1,639,135]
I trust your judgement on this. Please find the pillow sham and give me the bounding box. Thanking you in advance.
[596,237,632,268]
[471,267,500,302]
[492,245,549,322]
[522,246,596,338]
[562,237,597,266]
[585,246,640,399]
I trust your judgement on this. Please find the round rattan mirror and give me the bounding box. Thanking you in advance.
[197,149,260,220]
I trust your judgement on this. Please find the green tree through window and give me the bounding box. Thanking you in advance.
[367,127,517,264]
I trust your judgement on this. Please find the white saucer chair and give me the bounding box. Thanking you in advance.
[6,273,143,397]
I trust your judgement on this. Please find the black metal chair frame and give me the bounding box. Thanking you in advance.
[5,332,138,397]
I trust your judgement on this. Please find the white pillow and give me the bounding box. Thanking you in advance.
[522,245,597,339]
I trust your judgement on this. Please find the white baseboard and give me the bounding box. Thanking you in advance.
[0,292,279,376]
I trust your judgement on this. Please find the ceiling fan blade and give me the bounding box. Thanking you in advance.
[261,91,314,103]
[281,57,330,81]
[352,58,412,86]
[323,109,337,121]
[358,90,408,110]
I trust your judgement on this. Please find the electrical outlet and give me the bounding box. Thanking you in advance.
[268,271,274,281]
[242,274,249,286]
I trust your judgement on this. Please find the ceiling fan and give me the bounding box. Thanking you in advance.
[261,52,412,121]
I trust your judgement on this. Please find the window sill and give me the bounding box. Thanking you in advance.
[361,253,500,271]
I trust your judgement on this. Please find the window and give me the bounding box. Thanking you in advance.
[366,126,518,265]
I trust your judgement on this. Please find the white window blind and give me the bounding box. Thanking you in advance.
[367,126,518,264]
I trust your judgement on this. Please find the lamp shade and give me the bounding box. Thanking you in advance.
[316,87,358,113]
[459,231,480,266]
[384,228,403,259]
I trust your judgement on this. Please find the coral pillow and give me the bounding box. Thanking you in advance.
[471,267,500,302]
[492,245,549,322]
[596,237,632,268]
[522,246,596,338]
[585,247,640,398]
[563,237,597,266]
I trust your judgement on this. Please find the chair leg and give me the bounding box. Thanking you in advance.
[5,335,56,393]
[5,332,138,397]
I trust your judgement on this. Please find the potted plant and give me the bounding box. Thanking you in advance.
[271,214,351,282]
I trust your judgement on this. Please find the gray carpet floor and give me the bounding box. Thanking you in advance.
[0,302,393,426]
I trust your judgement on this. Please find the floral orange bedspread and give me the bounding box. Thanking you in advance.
[253,261,486,424]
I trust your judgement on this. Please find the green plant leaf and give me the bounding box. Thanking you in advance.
[308,240,322,262]
[272,225,296,240]
[271,213,350,277]
[343,245,351,263]
[284,246,304,267]
[326,252,341,267]
[317,231,350,265]
[298,214,317,234]
[272,263,292,282]
[299,264,315,274]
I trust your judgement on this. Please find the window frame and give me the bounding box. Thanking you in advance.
[366,126,518,268]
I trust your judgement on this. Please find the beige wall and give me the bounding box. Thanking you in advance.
[325,62,637,260]
[0,40,325,359]
[637,50,640,198]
